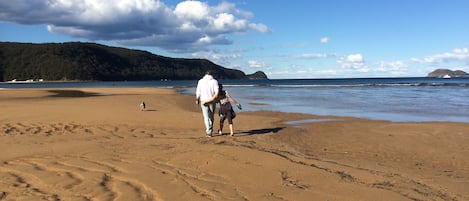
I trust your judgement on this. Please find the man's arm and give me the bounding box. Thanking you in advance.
[227,91,242,109]
[195,81,201,104]
[200,81,219,105]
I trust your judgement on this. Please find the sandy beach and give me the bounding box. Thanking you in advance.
[1,88,468,201]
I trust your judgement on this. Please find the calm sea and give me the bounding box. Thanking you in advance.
[2,77,469,122]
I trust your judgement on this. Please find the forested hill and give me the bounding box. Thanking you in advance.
[427,69,469,78]
[0,42,267,82]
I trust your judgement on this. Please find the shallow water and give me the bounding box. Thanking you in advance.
[3,77,469,122]
[182,78,469,122]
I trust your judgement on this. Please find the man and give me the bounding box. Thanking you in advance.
[196,71,219,137]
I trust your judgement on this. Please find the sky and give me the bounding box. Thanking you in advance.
[1,0,469,79]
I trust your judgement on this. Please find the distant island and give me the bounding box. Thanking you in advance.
[427,69,469,78]
[0,42,268,82]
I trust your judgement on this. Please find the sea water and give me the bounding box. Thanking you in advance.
[2,77,469,122]
[181,77,469,122]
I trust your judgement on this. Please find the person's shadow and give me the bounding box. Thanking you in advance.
[143,109,157,112]
[236,127,284,136]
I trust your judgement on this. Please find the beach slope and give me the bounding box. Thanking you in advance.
[1,88,468,201]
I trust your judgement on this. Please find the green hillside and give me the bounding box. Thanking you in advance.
[0,42,267,82]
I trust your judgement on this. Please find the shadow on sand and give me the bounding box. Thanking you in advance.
[237,127,285,136]
[142,109,157,112]
[47,90,104,98]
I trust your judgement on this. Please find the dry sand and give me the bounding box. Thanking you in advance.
[0,88,468,201]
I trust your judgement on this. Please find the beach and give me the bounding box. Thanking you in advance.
[1,88,468,201]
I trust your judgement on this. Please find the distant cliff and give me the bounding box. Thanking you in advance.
[0,42,268,81]
[427,69,469,78]
[246,71,268,80]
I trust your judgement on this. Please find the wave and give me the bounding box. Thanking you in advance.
[222,84,257,87]
[1,77,469,89]
[257,83,469,88]
[218,78,469,88]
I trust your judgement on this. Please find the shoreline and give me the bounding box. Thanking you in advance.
[2,78,469,123]
[1,88,468,200]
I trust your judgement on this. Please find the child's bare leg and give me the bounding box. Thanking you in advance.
[229,124,234,136]
[219,122,224,135]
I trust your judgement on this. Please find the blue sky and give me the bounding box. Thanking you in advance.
[1,0,469,79]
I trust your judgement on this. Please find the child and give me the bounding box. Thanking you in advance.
[216,84,241,136]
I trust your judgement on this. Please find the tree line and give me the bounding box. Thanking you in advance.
[0,42,266,82]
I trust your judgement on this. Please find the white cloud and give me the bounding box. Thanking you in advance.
[197,35,212,44]
[191,50,241,67]
[174,1,209,20]
[345,54,364,63]
[374,60,409,76]
[376,61,407,71]
[316,69,338,75]
[296,53,337,59]
[249,23,270,33]
[266,67,339,79]
[337,53,368,72]
[320,37,329,44]
[412,48,469,64]
[248,60,267,68]
[0,0,269,53]
[270,47,469,78]
[212,13,248,32]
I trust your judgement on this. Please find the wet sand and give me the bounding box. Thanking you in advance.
[0,88,468,201]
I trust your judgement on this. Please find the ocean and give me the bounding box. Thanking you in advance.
[2,77,469,122]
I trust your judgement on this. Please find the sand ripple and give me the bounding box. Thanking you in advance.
[1,121,467,201]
